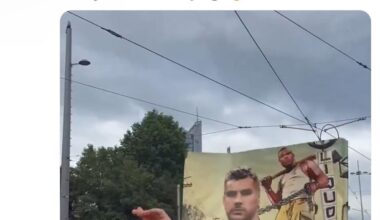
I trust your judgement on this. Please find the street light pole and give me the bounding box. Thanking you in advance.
[61,21,90,220]
[61,21,72,220]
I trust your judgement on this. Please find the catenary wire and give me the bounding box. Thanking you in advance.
[347,146,371,161]
[251,116,369,130]
[350,207,371,217]
[274,10,371,71]
[203,128,241,136]
[203,124,306,136]
[323,117,367,132]
[284,117,371,161]
[63,77,369,141]
[318,128,371,161]
[61,77,240,128]
[234,11,320,141]
[348,185,363,207]
[67,11,307,124]
[279,116,369,138]
[316,116,370,125]
[66,12,370,161]
[64,77,371,160]
[348,185,371,217]
[256,116,370,128]
[206,116,370,134]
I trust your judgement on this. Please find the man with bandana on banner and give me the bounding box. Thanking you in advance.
[261,147,329,220]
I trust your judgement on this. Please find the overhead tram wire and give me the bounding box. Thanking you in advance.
[61,77,240,128]
[185,115,370,136]
[278,122,372,161]
[203,124,307,136]
[348,186,362,207]
[323,117,368,132]
[350,208,371,218]
[261,115,369,128]
[274,10,371,71]
[312,127,371,161]
[347,146,371,161]
[281,116,369,130]
[202,123,311,136]
[203,128,240,136]
[234,11,321,142]
[198,116,369,136]
[315,116,370,126]
[348,185,371,217]
[67,12,370,160]
[67,11,307,125]
[61,76,368,142]
[315,127,371,161]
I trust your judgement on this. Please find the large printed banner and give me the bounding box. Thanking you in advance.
[182,138,348,220]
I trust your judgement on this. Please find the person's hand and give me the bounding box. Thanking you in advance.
[132,207,171,220]
[304,182,319,194]
[261,176,273,189]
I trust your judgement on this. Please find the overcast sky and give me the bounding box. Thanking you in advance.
[60,11,371,219]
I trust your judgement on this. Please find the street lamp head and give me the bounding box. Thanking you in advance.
[78,59,91,66]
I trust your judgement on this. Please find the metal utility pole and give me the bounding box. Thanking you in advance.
[61,21,72,220]
[357,161,364,220]
[60,21,90,220]
[177,184,181,220]
[350,160,371,220]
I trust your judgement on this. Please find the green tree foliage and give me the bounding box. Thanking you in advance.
[120,110,187,181]
[70,110,188,220]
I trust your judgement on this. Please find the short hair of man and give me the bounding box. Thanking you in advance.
[278,147,293,155]
[224,167,259,192]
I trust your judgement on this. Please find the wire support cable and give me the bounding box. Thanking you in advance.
[258,116,369,129]
[323,117,368,132]
[348,145,371,161]
[203,117,368,136]
[348,185,362,207]
[62,78,368,139]
[234,11,320,141]
[202,128,241,136]
[280,116,369,129]
[203,123,310,136]
[61,77,240,128]
[280,125,315,132]
[317,127,371,161]
[316,116,370,126]
[63,77,324,136]
[280,124,371,161]
[348,186,371,217]
[274,10,371,71]
[67,11,306,125]
[64,78,371,161]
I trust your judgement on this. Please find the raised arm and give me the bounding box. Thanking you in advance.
[261,176,282,204]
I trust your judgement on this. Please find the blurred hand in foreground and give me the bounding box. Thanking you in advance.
[132,207,171,220]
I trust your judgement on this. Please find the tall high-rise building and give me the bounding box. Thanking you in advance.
[185,120,202,152]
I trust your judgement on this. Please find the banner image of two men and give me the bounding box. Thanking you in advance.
[181,138,347,220]
[131,139,347,220]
